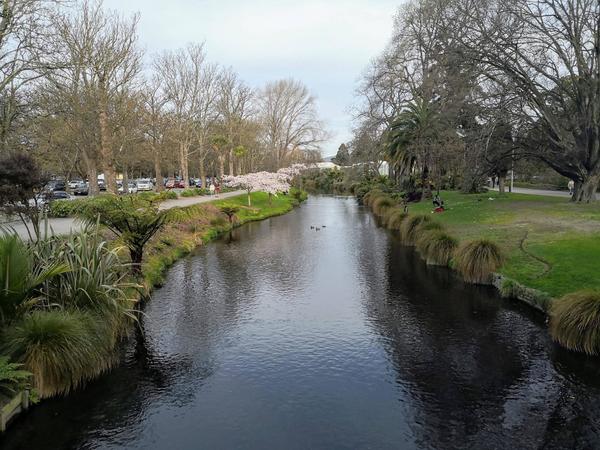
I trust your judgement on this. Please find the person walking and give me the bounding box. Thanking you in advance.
[209,182,215,196]
[568,179,575,196]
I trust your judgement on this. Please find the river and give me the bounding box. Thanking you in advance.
[2,196,600,449]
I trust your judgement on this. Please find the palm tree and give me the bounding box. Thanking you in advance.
[211,135,230,178]
[386,97,438,194]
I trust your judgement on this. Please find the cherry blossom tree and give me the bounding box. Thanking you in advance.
[224,165,307,206]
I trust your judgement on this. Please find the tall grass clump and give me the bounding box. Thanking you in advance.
[454,239,505,284]
[371,195,395,216]
[363,190,383,207]
[384,208,407,230]
[399,215,431,244]
[549,291,600,355]
[416,231,458,266]
[3,310,114,397]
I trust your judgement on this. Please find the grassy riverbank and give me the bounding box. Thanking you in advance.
[142,191,306,287]
[405,191,600,298]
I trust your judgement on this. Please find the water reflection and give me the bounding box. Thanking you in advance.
[1,196,599,449]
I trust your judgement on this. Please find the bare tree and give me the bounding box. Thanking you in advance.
[259,79,326,169]
[155,43,217,188]
[0,0,63,152]
[141,76,169,191]
[53,0,142,194]
[458,0,600,202]
[217,68,254,176]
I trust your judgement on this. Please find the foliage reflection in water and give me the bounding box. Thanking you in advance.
[1,196,600,449]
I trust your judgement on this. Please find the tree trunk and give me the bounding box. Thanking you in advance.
[129,247,144,277]
[154,147,163,192]
[179,142,189,188]
[199,160,206,189]
[247,189,252,206]
[219,155,225,179]
[83,152,98,196]
[228,149,234,175]
[573,173,599,203]
[98,92,117,194]
[122,166,129,194]
[498,175,506,194]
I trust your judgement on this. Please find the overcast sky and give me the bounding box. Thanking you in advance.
[104,0,399,157]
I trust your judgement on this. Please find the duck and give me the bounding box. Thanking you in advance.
[310,226,315,229]
[322,225,327,228]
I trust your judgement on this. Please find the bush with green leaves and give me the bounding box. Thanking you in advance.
[219,204,240,224]
[77,195,167,276]
[0,356,31,396]
[180,188,208,197]
[454,239,505,284]
[550,291,600,355]
[0,234,69,325]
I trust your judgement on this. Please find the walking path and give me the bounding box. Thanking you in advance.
[2,190,246,240]
[490,186,571,198]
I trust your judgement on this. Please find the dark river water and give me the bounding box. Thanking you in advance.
[2,196,600,449]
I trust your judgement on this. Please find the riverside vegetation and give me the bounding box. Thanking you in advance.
[0,189,306,410]
[361,186,600,356]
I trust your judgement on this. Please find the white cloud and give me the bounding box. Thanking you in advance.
[104,0,398,156]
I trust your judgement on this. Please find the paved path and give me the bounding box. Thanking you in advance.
[490,186,571,198]
[157,190,245,210]
[3,191,246,240]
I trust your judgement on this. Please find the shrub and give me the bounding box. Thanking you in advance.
[0,356,31,395]
[363,190,383,207]
[549,291,600,355]
[371,195,395,216]
[289,187,308,203]
[416,231,458,266]
[3,310,115,398]
[454,239,505,284]
[77,196,167,276]
[181,188,207,197]
[400,215,431,244]
[0,234,69,325]
[385,208,408,230]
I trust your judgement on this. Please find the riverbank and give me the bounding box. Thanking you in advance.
[404,190,600,299]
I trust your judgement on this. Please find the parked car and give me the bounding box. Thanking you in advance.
[165,178,185,189]
[67,179,81,190]
[51,190,70,200]
[45,180,66,192]
[165,179,175,189]
[136,178,153,191]
[117,181,137,194]
[73,181,89,196]
[98,179,106,191]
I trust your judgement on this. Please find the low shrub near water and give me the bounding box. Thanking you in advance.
[385,208,408,230]
[400,215,431,244]
[180,188,208,197]
[416,231,458,266]
[371,195,395,216]
[3,310,115,398]
[549,291,600,355]
[454,239,505,284]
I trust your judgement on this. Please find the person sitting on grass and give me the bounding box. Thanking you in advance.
[432,194,445,213]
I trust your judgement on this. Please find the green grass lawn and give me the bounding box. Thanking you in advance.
[408,191,600,298]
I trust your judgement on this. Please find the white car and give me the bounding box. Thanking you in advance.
[118,181,138,194]
[136,179,153,191]
[68,180,81,190]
